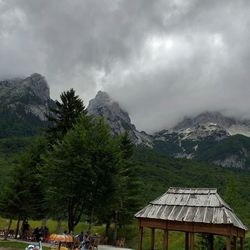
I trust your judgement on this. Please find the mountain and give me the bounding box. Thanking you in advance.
[173,111,250,137]
[152,112,250,169]
[0,73,53,137]
[87,92,250,169]
[1,76,250,169]
[87,91,152,145]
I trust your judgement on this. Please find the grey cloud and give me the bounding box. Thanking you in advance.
[0,0,250,132]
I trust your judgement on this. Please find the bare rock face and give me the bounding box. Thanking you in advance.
[88,91,136,135]
[0,73,52,121]
[87,91,152,145]
[21,73,50,102]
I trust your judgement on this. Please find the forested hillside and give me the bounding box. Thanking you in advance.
[133,147,250,226]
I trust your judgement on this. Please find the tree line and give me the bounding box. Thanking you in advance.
[0,89,141,242]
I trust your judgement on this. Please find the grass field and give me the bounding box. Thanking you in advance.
[0,240,50,250]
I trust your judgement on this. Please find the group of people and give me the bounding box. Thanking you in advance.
[33,226,50,242]
[78,231,98,250]
[22,224,98,250]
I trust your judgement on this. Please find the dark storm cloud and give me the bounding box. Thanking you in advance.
[0,0,250,132]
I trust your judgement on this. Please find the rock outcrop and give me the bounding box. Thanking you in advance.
[87,91,152,145]
[0,73,52,121]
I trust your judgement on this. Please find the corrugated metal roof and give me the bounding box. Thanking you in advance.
[135,187,247,230]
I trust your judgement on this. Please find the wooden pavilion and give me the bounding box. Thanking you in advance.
[135,187,247,250]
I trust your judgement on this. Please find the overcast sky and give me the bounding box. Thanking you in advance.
[1,0,250,132]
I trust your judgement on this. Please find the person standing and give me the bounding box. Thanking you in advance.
[81,234,87,250]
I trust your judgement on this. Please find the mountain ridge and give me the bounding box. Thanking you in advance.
[1,73,250,169]
[87,91,250,169]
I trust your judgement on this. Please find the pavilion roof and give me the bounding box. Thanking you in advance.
[135,187,247,231]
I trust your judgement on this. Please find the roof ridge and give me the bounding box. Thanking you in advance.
[149,203,229,208]
[169,187,217,190]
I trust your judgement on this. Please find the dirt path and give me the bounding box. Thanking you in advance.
[0,247,133,250]
[98,246,132,250]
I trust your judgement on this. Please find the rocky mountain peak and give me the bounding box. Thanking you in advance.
[87,91,152,145]
[88,91,135,135]
[0,73,53,121]
[20,73,50,102]
[92,90,112,105]
[173,111,250,137]
[174,111,234,130]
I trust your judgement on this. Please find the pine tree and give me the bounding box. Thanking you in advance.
[46,88,87,143]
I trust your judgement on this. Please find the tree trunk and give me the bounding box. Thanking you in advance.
[15,216,21,239]
[113,211,118,245]
[4,218,12,240]
[105,221,110,237]
[68,219,74,233]
[41,218,48,227]
[68,202,75,233]
[20,218,26,239]
[88,208,94,232]
[57,219,62,234]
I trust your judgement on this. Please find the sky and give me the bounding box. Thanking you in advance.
[1,0,250,133]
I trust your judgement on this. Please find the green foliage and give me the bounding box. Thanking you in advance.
[0,136,37,158]
[46,88,87,143]
[115,132,142,224]
[196,135,250,164]
[43,116,121,231]
[0,138,48,221]
[0,110,46,138]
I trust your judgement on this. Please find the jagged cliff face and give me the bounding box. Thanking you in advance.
[0,73,52,121]
[0,73,54,137]
[88,91,137,135]
[87,91,152,145]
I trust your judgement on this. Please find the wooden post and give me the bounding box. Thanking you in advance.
[233,236,237,250]
[190,232,195,250]
[138,226,143,250]
[163,230,168,250]
[151,228,155,250]
[239,237,244,250]
[226,236,231,250]
[185,232,189,250]
[208,234,214,250]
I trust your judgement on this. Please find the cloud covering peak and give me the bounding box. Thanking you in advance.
[1,0,250,132]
